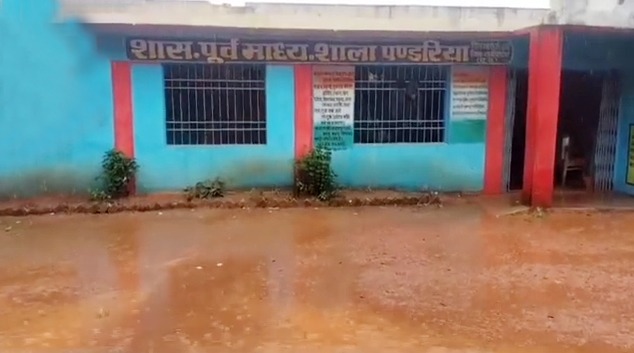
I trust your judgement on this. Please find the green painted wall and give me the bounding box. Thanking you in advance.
[449,120,487,144]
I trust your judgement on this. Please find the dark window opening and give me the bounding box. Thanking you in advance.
[163,63,266,145]
[354,65,447,144]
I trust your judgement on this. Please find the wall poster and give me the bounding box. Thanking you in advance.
[313,66,355,151]
[450,66,490,121]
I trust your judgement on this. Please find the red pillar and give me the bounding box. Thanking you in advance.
[484,67,508,195]
[112,62,135,157]
[111,62,136,193]
[294,65,314,159]
[522,27,563,207]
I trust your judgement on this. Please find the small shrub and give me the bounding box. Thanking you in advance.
[184,178,226,200]
[92,149,139,200]
[295,148,337,201]
[90,189,111,202]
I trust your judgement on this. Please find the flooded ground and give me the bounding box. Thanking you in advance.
[0,205,633,353]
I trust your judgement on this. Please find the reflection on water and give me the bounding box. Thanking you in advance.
[0,206,633,353]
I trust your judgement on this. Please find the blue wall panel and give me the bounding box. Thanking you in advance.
[614,70,634,194]
[563,33,634,72]
[0,0,114,198]
[509,32,634,72]
[132,65,295,192]
[509,36,530,70]
[331,143,485,191]
[331,65,487,192]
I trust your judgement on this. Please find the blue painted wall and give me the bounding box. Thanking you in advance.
[614,70,634,194]
[509,36,530,70]
[331,66,487,192]
[131,65,295,192]
[508,33,634,71]
[330,37,521,192]
[332,144,485,191]
[0,0,114,198]
[563,33,634,72]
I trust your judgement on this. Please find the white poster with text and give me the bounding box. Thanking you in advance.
[313,65,355,150]
[450,66,489,121]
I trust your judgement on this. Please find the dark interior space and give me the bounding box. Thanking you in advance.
[555,70,604,190]
[508,70,604,191]
[508,69,528,191]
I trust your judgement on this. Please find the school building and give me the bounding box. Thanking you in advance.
[2,0,634,207]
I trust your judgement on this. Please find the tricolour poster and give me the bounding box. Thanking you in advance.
[313,66,355,150]
[450,66,489,121]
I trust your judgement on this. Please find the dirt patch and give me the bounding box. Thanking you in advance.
[0,190,462,217]
[347,210,634,351]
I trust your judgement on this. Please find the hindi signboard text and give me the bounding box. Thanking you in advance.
[126,38,512,65]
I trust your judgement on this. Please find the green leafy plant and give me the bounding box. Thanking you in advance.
[184,178,226,200]
[89,189,111,202]
[91,149,139,200]
[295,148,337,201]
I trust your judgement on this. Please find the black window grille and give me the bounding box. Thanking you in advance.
[163,63,266,145]
[354,65,447,144]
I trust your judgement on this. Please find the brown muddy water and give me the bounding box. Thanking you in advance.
[0,206,633,353]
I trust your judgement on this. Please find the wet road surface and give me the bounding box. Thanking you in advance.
[0,205,633,353]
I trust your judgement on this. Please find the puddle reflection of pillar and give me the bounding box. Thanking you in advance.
[291,210,347,308]
[479,214,503,268]
[86,216,143,349]
[127,221,189,352]
[477,214,533,320]
[105,217,142,293]
[128,267,171,352]
[267,219,296,319]
[75,223,122,298]
[107,218,144,346]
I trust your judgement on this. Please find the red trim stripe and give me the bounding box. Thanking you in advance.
[111,61,136,193]
[294,65,314,159]
[112,62,134,157]
[484,67,508,195]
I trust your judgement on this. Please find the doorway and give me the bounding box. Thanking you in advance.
[505,69,528,191]
[503,69,620,195]
[554,70,616,190]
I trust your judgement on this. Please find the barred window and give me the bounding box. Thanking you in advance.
[163,63,266,145]
[354,65,447,144]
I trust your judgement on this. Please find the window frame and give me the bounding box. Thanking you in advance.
[352,64,449,145]
[162,63,267,146]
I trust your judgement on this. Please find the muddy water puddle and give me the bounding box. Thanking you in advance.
[0,206,633,353]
